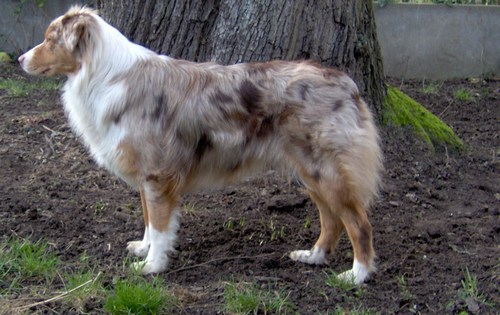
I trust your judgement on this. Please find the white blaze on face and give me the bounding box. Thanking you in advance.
[18,45,39,74]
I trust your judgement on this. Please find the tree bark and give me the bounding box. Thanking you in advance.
[95,0,385,113]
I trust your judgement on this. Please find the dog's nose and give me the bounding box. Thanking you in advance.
[18,54,25,65]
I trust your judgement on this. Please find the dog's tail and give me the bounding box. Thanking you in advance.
[284,77,383,208]
[334,101,383,209]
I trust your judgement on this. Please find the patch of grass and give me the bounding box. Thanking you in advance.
[223,217,246,231]
[453,88,474,102]
[398,275,418,313]
[104,275,176,315]
[62,270,104,312]
[382,85,463,152]
[269,218,285,241]
[420,80,443,95]
[224,218,236,231]
[66,271,102,294]
[182,202,198,217]
[239,217,246,227]
[398,275,413,301]
[252,215,287,246]
[0,237,60,313]
[0,77,62,97]
[223,281,293,314]
[458,267,487,305]
[0,78,34,97]
[0,237,178,313]
[263,216,285,240]
[0,237,60,284]
[447,267,494,313]
[460,268,479,297]
[303,216,311,229]
[93,200,108,216]
[323,270,375,313]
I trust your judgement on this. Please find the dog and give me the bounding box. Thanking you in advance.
[18,6,382,284]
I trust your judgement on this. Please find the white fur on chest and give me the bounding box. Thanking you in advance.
[63,78,128,180]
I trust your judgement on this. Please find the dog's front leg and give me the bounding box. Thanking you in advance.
[131,181,180,274]
[126,189,151,257]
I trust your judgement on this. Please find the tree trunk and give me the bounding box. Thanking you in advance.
[95,0,385,113]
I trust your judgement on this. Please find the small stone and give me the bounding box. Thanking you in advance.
[465,297,480,314]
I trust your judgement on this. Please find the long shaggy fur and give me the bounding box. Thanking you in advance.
[19,6,383,284]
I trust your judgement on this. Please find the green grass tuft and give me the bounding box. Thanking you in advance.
[65,270,104,298]
[104,275,175,315]
[182,202,198,216]
[382,85,463,152]
[447,267,494,313]
[453,88,474,102]
[0,78,32,97]
[62,270,104,312]
[0,77,62,97]
[0,237,180,313]
[397,275,413,301]
[0,237,60,284]
[224,281,293,314]
[458,267,486,305]
[420,80,443,95]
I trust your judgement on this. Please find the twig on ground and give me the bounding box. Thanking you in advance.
[15,272,102,311]
[166,253,275,275]
[42,124,59,135]
[438,100,453,119]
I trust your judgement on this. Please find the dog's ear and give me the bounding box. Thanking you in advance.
[61,14,89,53]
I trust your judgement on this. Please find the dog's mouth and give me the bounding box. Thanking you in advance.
[25,66,52,76]
[39,68,52,76]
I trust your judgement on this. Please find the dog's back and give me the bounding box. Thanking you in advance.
[101,59,381,196]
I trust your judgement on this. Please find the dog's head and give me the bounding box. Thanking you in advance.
[18,6,97,76]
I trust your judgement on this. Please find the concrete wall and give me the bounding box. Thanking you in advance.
[375,4,500,79]
[1,1,499,79]
[0,0,93,55]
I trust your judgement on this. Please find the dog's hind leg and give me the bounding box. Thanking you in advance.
[290,186,344,264]
[131,179,180,274]
[335,201,375,285]
[290,165,376,285]
[321,166,376,285]
[126,189,150,257]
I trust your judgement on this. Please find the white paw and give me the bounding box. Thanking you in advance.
[337,260,371,285]
[126,240,150,257]
[289,247,326,265]
[128,214,180,275]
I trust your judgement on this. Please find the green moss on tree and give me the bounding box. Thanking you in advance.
[382,86,463,152]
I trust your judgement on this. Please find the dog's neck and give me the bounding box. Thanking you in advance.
[68,14,156,88]
[61,14,159,149]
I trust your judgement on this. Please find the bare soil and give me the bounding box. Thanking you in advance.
[0,62,498,314]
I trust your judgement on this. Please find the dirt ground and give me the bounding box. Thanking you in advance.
[0,62,498,314]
